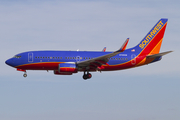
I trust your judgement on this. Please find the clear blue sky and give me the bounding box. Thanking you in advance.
[0,0,179,120]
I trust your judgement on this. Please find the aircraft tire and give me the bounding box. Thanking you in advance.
[83,74,88,80]
[87,73,92,79]
[23,73,27,77]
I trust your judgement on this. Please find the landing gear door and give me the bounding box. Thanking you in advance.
[28,53,33,62]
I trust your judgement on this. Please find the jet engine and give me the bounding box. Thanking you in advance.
[54,62,78,75]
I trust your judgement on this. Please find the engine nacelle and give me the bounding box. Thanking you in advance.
[54,62,78,75]
[54,70,73,75]
[59,63,78,73]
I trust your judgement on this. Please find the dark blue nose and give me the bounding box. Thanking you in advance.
[5,59,10,65]
[5,58,14,67]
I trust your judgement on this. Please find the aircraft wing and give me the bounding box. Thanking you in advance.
[77,38,129,70]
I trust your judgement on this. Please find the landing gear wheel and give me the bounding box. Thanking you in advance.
[23,73,27,77]
[83,71,92,80]
[87,73,92,79]
[83,74,88,80]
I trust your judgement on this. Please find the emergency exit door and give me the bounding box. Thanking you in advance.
[28,53,33,62]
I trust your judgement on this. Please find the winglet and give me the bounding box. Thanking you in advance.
[117,38,129,52]
[102,47,106,52]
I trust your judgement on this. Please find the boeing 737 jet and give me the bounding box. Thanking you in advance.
[5,18,172,80]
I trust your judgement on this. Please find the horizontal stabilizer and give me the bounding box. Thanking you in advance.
[147,51,173,58]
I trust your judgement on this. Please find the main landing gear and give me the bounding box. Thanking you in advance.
[83,71,92,80]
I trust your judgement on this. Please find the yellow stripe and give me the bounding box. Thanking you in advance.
[138,23,167,55]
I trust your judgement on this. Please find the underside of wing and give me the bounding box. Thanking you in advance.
[147,51,173,59]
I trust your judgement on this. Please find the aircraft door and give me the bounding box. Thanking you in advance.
[76,56,82,62]
[28,53,33,62]
[131,54,136,65]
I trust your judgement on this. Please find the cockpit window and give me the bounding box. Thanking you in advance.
[13,55,21,58]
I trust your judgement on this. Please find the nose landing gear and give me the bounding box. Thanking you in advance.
[83,71,92,80]
[17,69,27,78]
[23,72,27,77]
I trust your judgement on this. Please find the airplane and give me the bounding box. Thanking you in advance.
[5,18,172,80]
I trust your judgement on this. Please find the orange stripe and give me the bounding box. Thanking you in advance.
[136,38,163,66]
[138,23,167,56]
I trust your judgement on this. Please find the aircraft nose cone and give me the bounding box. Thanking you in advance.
[5,59,10,65]
[5,59,14,67]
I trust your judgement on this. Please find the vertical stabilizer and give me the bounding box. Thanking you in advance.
[133,18,168,55]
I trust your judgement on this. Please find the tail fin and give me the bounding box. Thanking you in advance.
[134,18,168,55]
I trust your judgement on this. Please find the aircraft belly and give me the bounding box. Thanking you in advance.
[16,62,61,70]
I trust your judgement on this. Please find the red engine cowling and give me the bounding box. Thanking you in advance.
[54,70,73,75]
[54,63,78,75]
